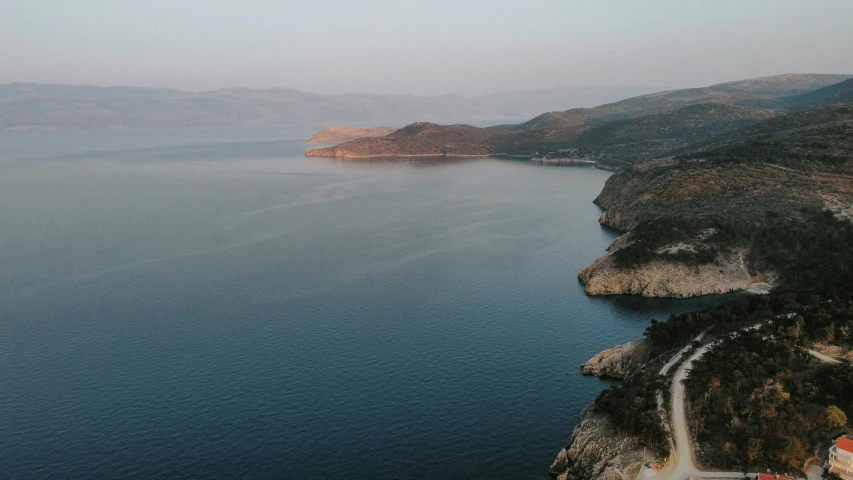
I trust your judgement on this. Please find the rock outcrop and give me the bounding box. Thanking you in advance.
[578,249,753,298]
[580,339,651,379]
[550,405,650,480]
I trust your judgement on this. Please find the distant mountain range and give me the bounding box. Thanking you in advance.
[305,73,852,167]
[0,83,665,131]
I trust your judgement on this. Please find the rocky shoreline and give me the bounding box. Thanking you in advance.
[578,249,754,298]
[575,224,756,298]
[578,338,651,379]
[551,339,659,480]
[550,405,652,480]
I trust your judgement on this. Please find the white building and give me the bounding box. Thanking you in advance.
[829,437,853,480]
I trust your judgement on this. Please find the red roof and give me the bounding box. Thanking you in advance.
[837,437,853,453]
[758,474,794,480]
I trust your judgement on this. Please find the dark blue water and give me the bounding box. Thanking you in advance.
[0,127,730,479]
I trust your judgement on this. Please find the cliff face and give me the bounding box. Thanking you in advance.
[578,248,753,298]
[550,406,650,480]
[579,339,651,379]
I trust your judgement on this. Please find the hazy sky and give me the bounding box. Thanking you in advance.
[2,0,852,96]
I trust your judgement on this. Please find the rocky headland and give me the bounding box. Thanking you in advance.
[305,122,504,158]
[579,338,651,379]
[307,126,397,144]
[550,406,655,480]
[578,247,753,298]
[547,340,659,480]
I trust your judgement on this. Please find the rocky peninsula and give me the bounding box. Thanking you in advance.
[578,247,754,298]
[307,126,397,144]
[551,338,659,480]
[550,406,652,480]
[578,338,651,379]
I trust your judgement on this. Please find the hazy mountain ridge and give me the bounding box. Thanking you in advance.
[558,73,852,123]
[0,83,663,131]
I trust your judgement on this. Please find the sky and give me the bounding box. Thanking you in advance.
[2,0,852,96]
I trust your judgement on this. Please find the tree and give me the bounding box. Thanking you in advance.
[827,405,848,429]
[780,437,806,469]
[747,438,763,463]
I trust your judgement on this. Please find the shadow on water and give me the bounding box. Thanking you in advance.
[598,221,623,236]
[588,290,748,323]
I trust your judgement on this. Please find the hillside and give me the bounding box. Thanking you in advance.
[307,74,850,161]
[581,104,853,297]
[0,83,664,131]
[561,73,851,122]
[704,72,852,95]
[783,77,853,108]
[544,103,775,167]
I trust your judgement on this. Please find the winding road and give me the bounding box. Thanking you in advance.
[643,331,758,480]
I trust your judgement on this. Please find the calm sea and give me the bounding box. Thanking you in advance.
[0,126,730,479]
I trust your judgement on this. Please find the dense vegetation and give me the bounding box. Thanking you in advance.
[593,104,853,237]
[566,103,773,167]
[637,208,853,348]
[594,374,670,457]
[679,105,853,173]
[611,217,741,268]
[686,333,850,472]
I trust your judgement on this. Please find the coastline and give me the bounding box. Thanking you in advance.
[304,150,490,159]
[552,338,660,480]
